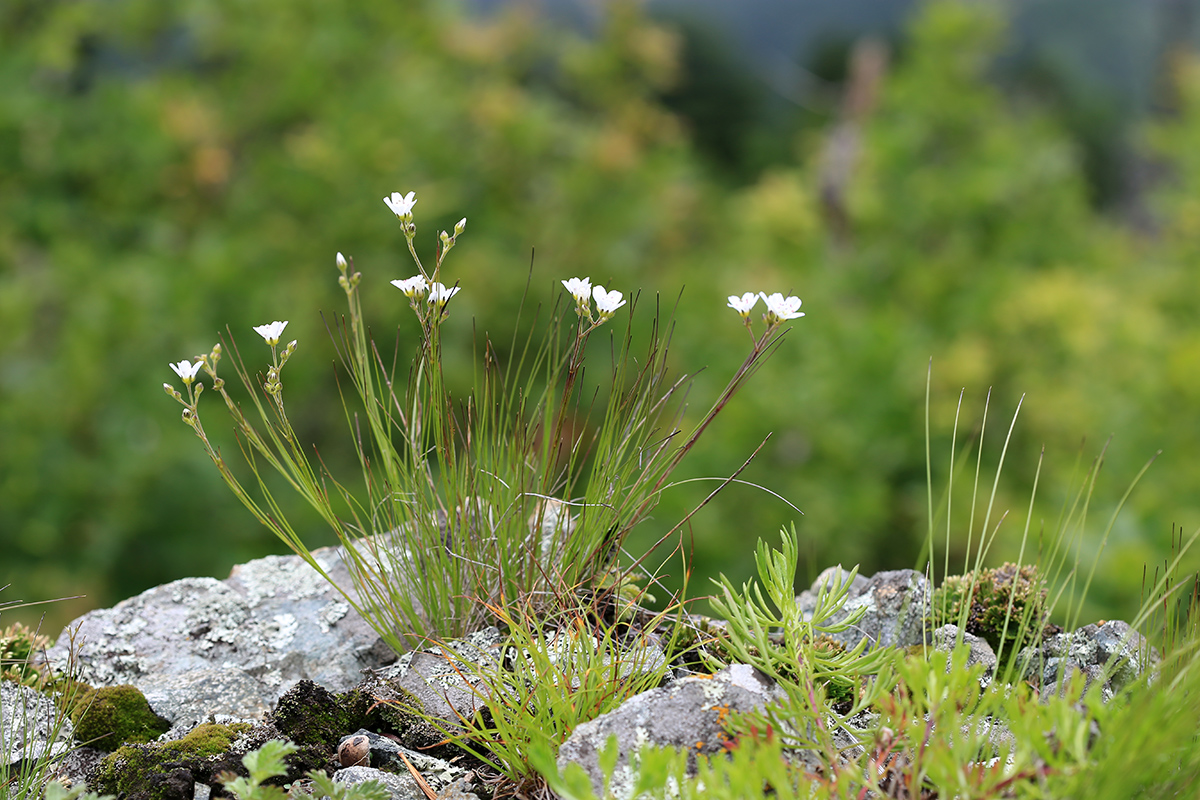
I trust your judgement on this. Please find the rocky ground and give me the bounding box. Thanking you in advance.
[0,547,1157,800]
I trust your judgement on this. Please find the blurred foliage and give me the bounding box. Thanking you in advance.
[2,0,1199,636]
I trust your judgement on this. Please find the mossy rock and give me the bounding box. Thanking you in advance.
[92,721,254,800]
[70,683,171,751]
[269,678,425,749]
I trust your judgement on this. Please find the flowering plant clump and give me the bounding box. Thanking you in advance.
[163,187,805,651]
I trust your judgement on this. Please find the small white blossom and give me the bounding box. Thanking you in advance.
[561,277,592,307]
[253,320,289,346]
[428,282,461,307]
[169,359,203,384]
[383,191,417,220]
[391,275,429,298]
[592,285,626,319]
[727,292,758,318]
[760,292,804,323]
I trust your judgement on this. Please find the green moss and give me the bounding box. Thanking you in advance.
[70,684,171,751]
[930,563,1049,663]
[93,722,253,800]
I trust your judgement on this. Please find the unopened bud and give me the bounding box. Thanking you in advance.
[285,340,297,355]
[439,230,450,244]
[454,217,466,236]
[163,383,178,398]
[336,252,348,272]
[212,377,225,391]
[182,407,196,425]
[338,275,350,292]
[267,369,279,384]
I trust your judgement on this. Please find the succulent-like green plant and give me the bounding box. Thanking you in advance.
[1,622,51,688]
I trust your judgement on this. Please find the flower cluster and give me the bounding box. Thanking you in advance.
[380,190,468,320]
[727,290,804,334]
[562,277,627,327]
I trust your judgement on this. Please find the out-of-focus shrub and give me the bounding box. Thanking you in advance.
[3,0,1198,633]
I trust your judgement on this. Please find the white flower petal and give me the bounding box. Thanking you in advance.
[169,359,203,382]
[727,292,758,316]
[253,320,289,345]
[383,191,418,219]
[390,275,429,297]
[592,285,626,316]
[428,282,461,305]
[561,277,592,305]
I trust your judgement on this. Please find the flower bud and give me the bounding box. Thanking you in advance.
[336,252,348,272]
[212,378,225,391]
[439,230,450,244]
[454,217,467,236]
[182,407,196,425]
[338,275,350,292]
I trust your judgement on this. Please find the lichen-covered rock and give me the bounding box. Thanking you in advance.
[70,684,170,751]
[798,568,930,650]
[2,681,73,767]
[932,624,998,686]
[45,544,397,727]
[368,628,503,737]
[556,664,785,800]
[1018,620,1158,701]
[333,766,425,800]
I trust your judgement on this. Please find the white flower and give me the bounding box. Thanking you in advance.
[592,285,626,319]
[561,277,592,306]
[428,282,461,307]
[760,292,804,323]
[391,275,429,298]
[727,292,758,318]
[169,359,203,384]
[253,320,289,346]
[383,191,417,220]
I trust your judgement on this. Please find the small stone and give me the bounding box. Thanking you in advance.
[338,733,371,768]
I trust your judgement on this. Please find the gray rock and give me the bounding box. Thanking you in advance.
[556,664,785,800]
[797,565,870,618]
[799,568,930,651]
[1,682,73,768]
[1018,620,1158,701]
[332,766,424,800]
[45,545,397,727]
[932,624,998,686]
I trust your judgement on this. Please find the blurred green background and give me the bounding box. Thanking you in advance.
[4,0,1200,638]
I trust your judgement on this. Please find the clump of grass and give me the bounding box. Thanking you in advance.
[1,596,89,800]
[165,190,802,656]
[421,580,696,797]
